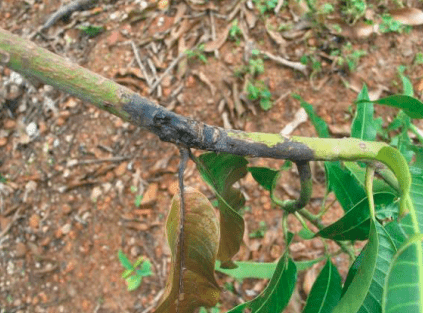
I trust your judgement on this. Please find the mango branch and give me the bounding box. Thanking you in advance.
[0,27,412,215]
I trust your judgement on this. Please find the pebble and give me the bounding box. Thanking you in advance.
[91,186,102,202]
[114,162,128,177]
[0,137,7,147]
[28,214,40,230]
[15,242,27,258]
[61,224,71,235]
[26,122,37,137]
[4,119,16,129]
[141,183,158,206]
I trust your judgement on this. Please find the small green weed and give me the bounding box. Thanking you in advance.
[118,250,153,291]
[77,24,104,37]
[247,80,273,111]
[300,54,322,74]
[185,44,207,64]
[229,19,242,40]
[249,221,267,238]
[253,0,278,14]
[134,195,143,207]
[248,58,265,76]
[341,0,367,23]
[0,174,7,184]
[379,14,410,33]
[415,52,423,65]
[332,42,367,72]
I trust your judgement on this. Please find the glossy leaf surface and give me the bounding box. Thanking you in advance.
[369,95,423,119]
[227,254,297,313]
[215,257,324,280]
[332,219,379,313]
[325,162,367,212]
[248,167,280,192]
[383,234,423,313]
[303,259,342,313]
[351,222,397,313]
[293,93,330,138]
[317,193,396,240]
[351,84,382,141]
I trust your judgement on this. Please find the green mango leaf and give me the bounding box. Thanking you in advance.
[215,257,324,280]
[248,167,280,192]
[325,162,367,212]
[384,217,410,249]
[226,254,297,312]
[368,95,423,119]
[344,162,399,196]
[382,234,423,313]
[317,193,396,240]
[292,94,330,138]
[303,259,342,313]
[332,219,379,313]
[411,145,423,170]
[398,66,414,97]
[299,226,315,240]
[351,84,382,141]
[389,112,414,163]
[118,250,134,271]
[155,188,221,313]
[197,152,248,268]
[343,222,397,313]
[341,249,364,297]
[126,274,142,291]
[410,166,423,232]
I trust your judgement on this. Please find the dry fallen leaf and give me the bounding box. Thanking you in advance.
[391,7,423,26]
[203,24,231,52]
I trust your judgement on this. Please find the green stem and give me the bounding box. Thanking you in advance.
[365,166,376,219]
[409,124,423,145]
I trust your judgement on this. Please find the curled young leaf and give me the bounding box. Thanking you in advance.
[155,187,221,313]
[196,152,248,269]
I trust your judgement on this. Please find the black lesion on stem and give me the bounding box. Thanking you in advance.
[123,94,315,161]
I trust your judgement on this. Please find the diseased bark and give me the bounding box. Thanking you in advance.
[0,28,405,168]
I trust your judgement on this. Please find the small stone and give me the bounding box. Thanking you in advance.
[56,117,65,126]
[91,186,102,202]
[40,237,51,246]
[0,216,10,230]
[168,180,179,195]
[38,122,47,134]
[4,119,16,129]
[114,162,128,177]
[61,224,71,235]
[62,204,72,215]
[28,214,40,230]
[130,246,140,257]
[15,242,27,258]
[0,137,7,147]
[185,75,195,88]
[55,228,63,238]
[141,183,158,205]
[26,122,37,137]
